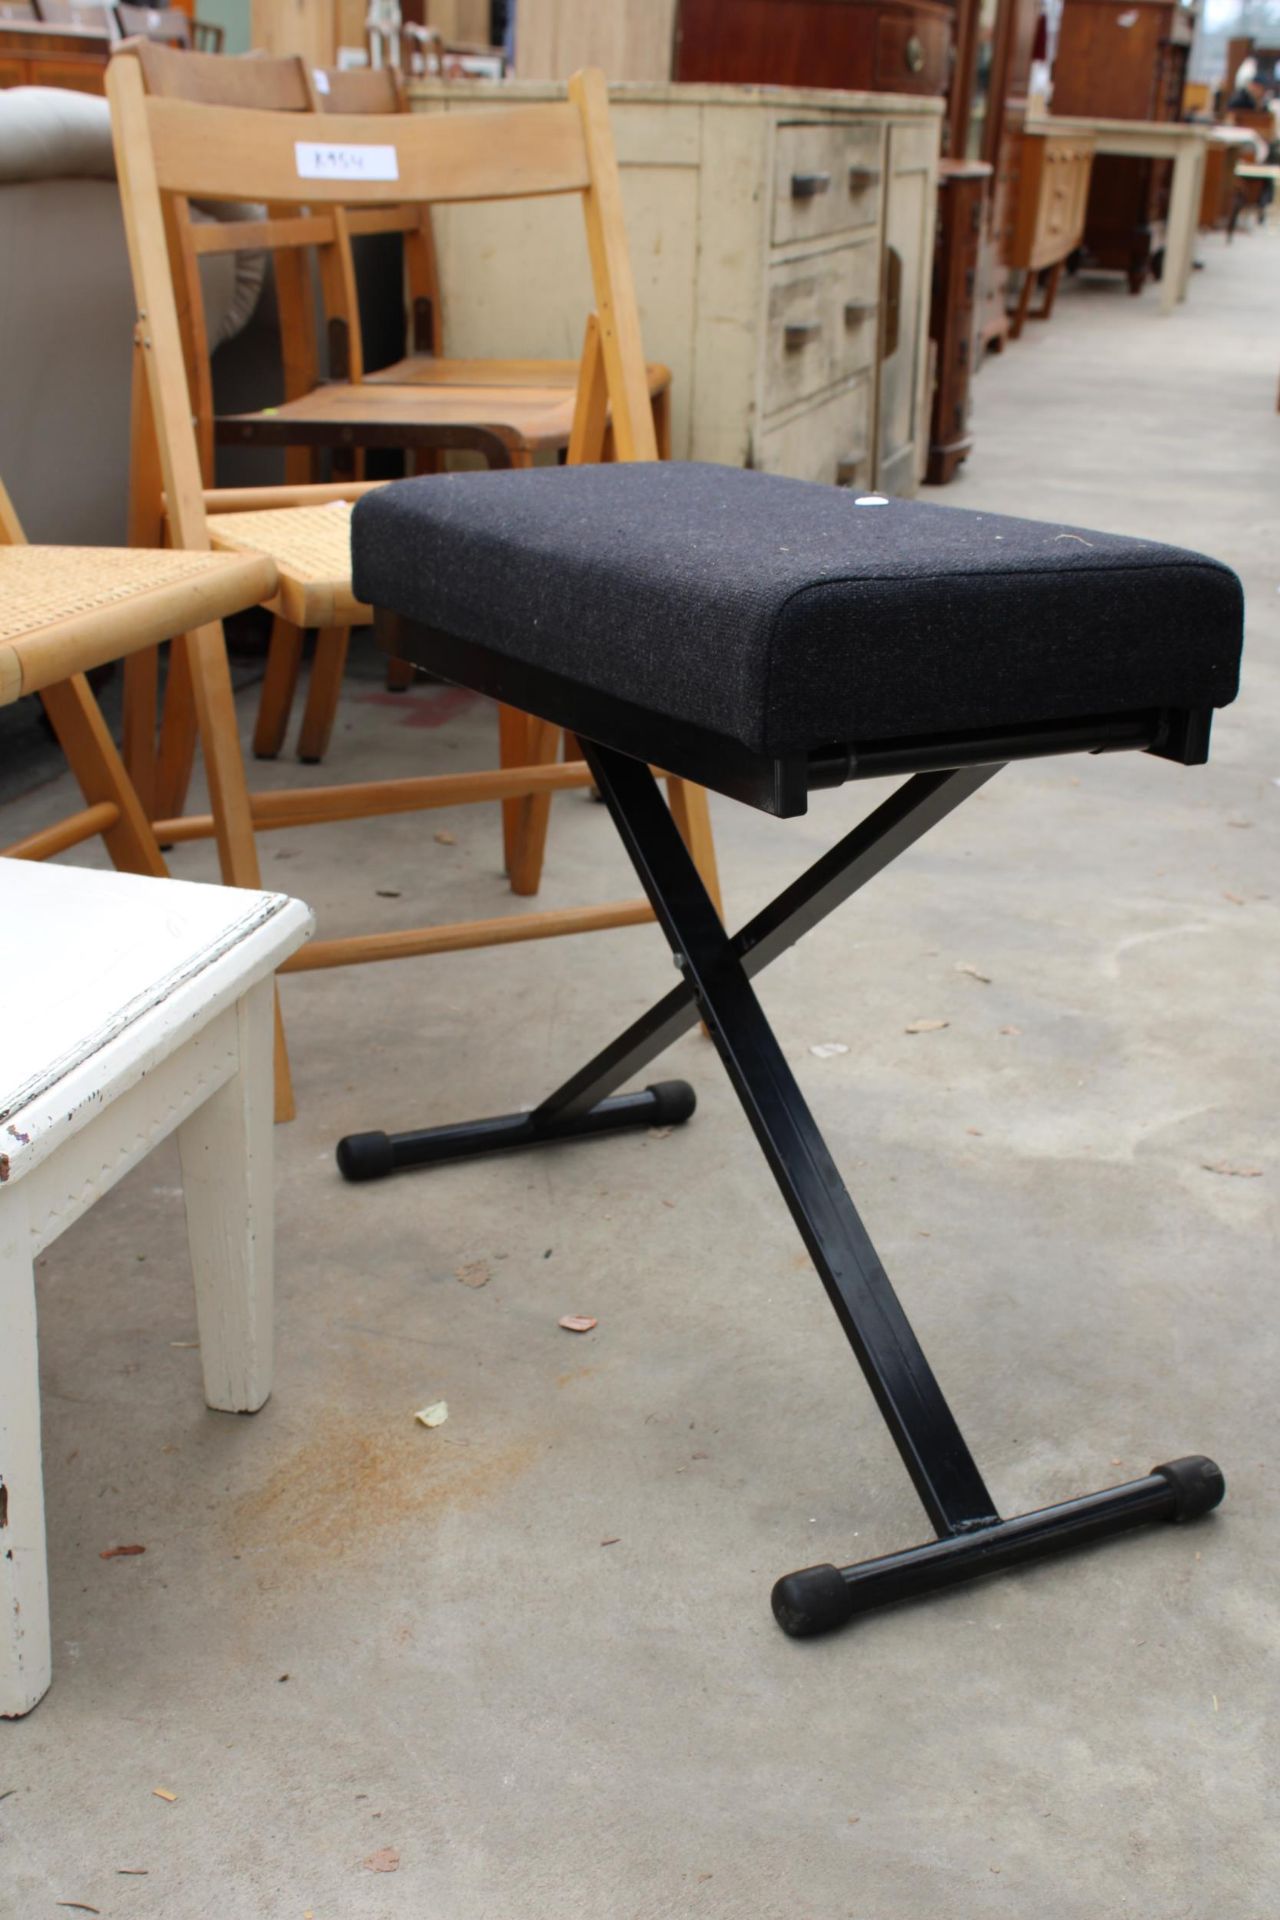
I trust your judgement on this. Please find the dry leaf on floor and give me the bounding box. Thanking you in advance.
[1222,891,1246,905]
[455,1260,491,1288]
[999,1025,1022,1036]
[116,1869,148,1875]
[151,1788,177,1803]
[434,830,457,845]
[955,963,992,984]
[1201,1161,1262,1179]
[809,1042,849,1059]
[601,1537,620,1546]
[362,1848,401,1873]
[168,1340,199,1349]
[413,1402,449,1428]
[647,1126,673,1139]
[558,1315,598,1333]
[375,888,402,899]
[100,1545,145,1559]
[55,1905,100,1914]
[904,1019,949,1035]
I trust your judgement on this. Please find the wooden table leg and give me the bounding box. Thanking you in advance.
[0,1195,52,1719]
[176,977,275,1413]
[1163,145,1199,315]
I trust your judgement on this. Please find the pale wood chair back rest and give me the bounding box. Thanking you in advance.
[108,58,657,562]
[314,62,442,359]
[129,43,343,478]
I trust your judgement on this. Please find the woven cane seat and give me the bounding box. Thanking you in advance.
[208,502,370,629]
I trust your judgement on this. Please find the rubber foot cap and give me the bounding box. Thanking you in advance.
[771,1563,853,1638]
[1154,1455,1225,1521]
[336,1131,395,1182]
[646,1080,696,1127]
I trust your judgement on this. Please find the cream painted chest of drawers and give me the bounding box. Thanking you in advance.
[407,80,943,495]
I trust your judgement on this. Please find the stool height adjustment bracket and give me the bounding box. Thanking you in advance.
[336,745,1225,1636]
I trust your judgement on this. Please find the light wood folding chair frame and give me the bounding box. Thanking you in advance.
[0,477,273,882]
[108,58,721,1122]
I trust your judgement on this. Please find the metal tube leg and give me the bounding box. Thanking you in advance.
[773,1456,1226,1637]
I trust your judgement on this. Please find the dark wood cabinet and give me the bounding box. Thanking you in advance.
[927,158,990,482]
[674,0,955,99]
[1050,0,1195,292]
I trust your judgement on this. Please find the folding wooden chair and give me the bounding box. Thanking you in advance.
[125,40,672,826]
[107,57,721,1123]
[337,459,1243,1636]
[0,475,272,878]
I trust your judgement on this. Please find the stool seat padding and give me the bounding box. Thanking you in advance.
[352,463,1243,755]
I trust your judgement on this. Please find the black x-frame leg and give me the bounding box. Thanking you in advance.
[337,743,1224,1636]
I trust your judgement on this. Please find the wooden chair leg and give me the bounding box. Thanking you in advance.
[507,715,562,897]
[665,775,723,920]
[154,634,200,823]
[40,675,168,878]
[176,975,275,1413]
[1008,270,1036,341]
[384,655,415,692]
[497,702,530,874]
[653,384,673,461]
[252,617,306,760]
[1036,260,1065,322]
[122,646,160,817]
[181,619,296,1123]
[296,627,350,765]
[0,1221,50,1718]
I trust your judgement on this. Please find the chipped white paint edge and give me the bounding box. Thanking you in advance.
[0,891,292,1128]
[0,890,310,1717]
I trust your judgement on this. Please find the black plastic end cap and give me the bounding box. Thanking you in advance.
[770,1563,853,1638]
[335,1131,395,1183]
[645,1080,697,1127]
[1154,1455,1226,1522]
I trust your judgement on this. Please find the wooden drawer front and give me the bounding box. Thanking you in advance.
[1029,141,1094,267]
[772,122,883,248]
[875,13,951,95]
[756,378,873,490]
[764,242,880,416]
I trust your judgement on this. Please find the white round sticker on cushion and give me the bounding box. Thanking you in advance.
[854,496,889,507]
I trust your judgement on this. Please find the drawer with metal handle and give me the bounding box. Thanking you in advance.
[756,374,874,490]
[765,239,881,415]
[773,122,884,246]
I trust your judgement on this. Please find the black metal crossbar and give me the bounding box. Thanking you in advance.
[336,745,1224,1635]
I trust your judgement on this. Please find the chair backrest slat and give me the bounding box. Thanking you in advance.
[108,55,657,560]
[143,97,593,206]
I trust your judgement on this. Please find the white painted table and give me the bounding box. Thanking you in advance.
[1027,115,1210,315]
[0,863,312,1717]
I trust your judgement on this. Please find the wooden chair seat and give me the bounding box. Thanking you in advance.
[216,380,597,463]
[0,542,276,701]
[205,502,370,629]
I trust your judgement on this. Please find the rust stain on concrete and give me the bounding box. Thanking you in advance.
[230,1412,539,1556]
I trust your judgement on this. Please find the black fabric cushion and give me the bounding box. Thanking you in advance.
[352,463,1243,756]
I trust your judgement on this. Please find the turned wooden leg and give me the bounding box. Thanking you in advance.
[176,979,275,1412]
[1008,270,1036,341]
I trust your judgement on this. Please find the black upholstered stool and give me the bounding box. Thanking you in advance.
[339,463,1244,1637]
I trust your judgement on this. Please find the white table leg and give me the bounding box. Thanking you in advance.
[1163,144,1198,314]
[176,978,275,1414]
[0,1199,52,1718]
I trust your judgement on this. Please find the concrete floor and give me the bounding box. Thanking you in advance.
[2,233,1278,1919]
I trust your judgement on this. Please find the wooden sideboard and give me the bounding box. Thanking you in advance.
[1050,0,1195,293]
[0,21,111,91]
[408,80,942,495]
[1006,130,1094,336]
[674,0,955,99]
